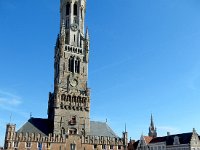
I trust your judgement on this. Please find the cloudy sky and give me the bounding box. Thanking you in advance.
[1,0,200,146]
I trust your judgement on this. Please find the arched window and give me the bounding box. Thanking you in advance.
[68,57,74,72]
[61,94,66,101]
[63,62,65,70]
[66,19,69,28]
[75,58,80,73]
[80,37,82,48]
[72,96,76,103]
[70,143,76,150]
[82,97,86,106]
[73,4,77,16]
[74,35,76,42]
[66,3,70,16]
[61,127,65,135]
[67,95,71,101]
[65,32,69,44]
[81,8,83,19]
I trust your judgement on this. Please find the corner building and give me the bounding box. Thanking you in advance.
[4,0,128,150]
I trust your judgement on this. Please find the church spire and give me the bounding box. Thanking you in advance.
[148,114,157,138]
[150,113,154,129]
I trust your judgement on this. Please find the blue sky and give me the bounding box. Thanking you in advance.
[1,0,200,146]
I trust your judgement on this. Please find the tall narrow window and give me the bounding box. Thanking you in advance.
[73,4,77,16]
[81,8,83,19]
[68,57,74,72]
[80,37,82,48]
[70,144,76,150]
[75,59,80,73]
[66,3,70,16]
[102,145,106,150]
[47,143,51,150]
[63,62,65,70]
[14,142,19,149]
[61,127,65,135]
[26,142,31,150]
[94,145,97,149]
[65,32,69,44]
[74,35,76,42]
[38,142,42,150]
[66,19,69,28]
[61,94,66,101]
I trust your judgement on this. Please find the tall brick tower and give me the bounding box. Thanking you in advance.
[48,0,90,136]
[3,1,127,149]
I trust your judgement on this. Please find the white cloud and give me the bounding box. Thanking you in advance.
[0,90,29,118]
[0,90,22,107]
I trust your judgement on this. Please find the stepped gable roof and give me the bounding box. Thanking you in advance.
[17,118,51,136]
[144,136,153,144]
[89,121,119,138]
[150,132,193,145]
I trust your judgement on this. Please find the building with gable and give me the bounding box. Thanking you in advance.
[3,0,128,150]
[128,116,200,150]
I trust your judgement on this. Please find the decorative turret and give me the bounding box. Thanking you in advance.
[4,124,16,150]
[85,27,89,40]
[148,114,157,138]
[123,124,128,150]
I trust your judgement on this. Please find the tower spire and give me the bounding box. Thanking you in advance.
[148,114,157,138]
[150,113,154,128]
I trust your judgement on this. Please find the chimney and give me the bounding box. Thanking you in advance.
[167,132,170,136]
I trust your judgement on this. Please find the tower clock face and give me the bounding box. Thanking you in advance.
[70,79,78,87]
[71,23,79,31]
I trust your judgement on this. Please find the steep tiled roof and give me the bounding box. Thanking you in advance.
[17,118,51,136]
[144,136,153,144]
[88,121,118,138]
[17,118,119,138]
[150,132,193,145]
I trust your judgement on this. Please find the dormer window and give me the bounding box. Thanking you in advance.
[173,136,180,145]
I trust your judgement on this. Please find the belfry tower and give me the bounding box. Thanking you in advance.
[48,0,90,135]
[3,1,127,149]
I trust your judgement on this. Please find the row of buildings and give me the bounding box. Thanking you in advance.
[128,116,200,150]
[3,113,200,150]
[2,0,200,150]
